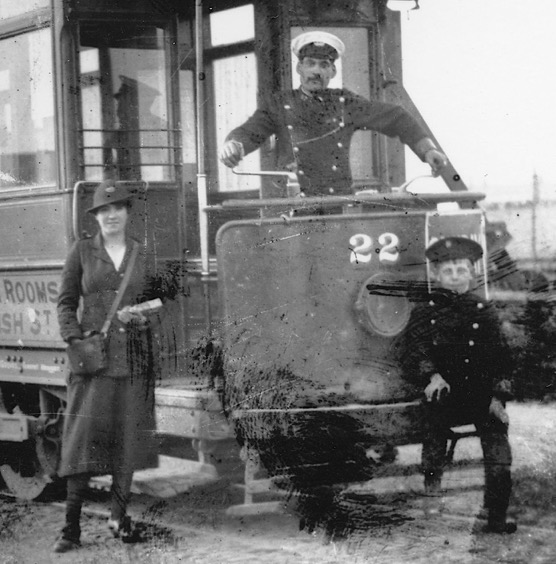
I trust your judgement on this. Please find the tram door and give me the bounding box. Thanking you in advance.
[72,13,190,375]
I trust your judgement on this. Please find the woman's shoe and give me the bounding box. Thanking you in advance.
[108,515,144,543]
[53,537,81,553]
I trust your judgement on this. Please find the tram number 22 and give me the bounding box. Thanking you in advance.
[349,232,400,265]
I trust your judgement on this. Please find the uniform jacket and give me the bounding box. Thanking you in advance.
[226,88,429,196]
[398,289,512,415]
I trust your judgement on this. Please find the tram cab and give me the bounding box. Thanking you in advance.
[0,0,487,503]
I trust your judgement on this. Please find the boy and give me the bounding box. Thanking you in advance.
[399,236,516,534]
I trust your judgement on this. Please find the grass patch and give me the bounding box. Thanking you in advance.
[511,456,556,526]
[0,497,24,539]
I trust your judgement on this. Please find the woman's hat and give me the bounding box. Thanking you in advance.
[88,180,132,214]
[425,237,483,264]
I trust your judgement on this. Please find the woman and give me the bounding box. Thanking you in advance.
[54,180,182,552]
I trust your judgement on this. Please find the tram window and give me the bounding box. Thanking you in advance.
[79,22,174,182]
[291,27,377,187]
[210,4,255,47]
[214,53,261,192]
[0,0,49,19]
[0,28,55,190]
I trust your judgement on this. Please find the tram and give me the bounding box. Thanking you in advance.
[0,0,487,505]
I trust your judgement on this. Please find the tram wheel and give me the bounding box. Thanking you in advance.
[0,442,54,500]
[0,386,65,500]
[0,464,51,500]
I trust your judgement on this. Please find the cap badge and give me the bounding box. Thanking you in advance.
[105,186,115,193]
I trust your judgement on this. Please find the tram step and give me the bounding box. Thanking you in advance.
[225,465,485,517]
[89,455,218,498]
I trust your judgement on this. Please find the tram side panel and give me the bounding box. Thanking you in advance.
[0,186,232,498]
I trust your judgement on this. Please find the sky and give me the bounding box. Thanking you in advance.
[400,0,556,202]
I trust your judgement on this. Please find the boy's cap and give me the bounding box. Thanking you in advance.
[426,236,483,264]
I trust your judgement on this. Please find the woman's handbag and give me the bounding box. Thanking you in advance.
[67,242,139,376]
[67,332,108,375]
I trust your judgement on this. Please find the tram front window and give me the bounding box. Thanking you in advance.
[0,28,55,190]
[79,22,174,182]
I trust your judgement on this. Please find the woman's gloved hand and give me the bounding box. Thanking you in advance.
[117,306,148,328]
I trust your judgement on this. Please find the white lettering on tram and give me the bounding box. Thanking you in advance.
[349,232,400,265]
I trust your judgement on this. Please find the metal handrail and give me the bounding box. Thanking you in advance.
[217,168,484,210]
[208,190,485,211]
[72,181,94,240]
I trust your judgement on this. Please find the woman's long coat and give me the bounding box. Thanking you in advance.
[57,233,181,477]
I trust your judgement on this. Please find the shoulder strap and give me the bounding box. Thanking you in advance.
[100,241,139,336]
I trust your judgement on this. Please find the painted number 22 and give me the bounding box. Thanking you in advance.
[349,232,400,265]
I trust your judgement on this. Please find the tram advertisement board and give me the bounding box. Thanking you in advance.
[0,271,63,347]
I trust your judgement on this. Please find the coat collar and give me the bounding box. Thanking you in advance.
[90,232,137,267]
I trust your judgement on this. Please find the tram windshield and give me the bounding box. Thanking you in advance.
[79,21,175,182]
[0,28,55,190]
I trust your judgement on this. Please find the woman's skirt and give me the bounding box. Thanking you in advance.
[59,372,158,477]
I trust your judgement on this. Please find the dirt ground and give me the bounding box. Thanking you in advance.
[2,402,556,564]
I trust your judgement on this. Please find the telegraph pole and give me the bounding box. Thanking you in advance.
[532,171,539,263]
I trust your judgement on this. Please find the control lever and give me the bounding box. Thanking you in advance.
[232,167,301,198]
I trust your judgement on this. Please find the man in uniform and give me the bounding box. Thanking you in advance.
[219,31,448,196]
[399,237,517,534]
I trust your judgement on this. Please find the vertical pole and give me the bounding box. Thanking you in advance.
[196,0,209,277]
[195,0,212,331]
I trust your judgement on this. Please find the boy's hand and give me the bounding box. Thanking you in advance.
[493,379,514,401]
[489,397,510,428]
[425,373,451,402]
